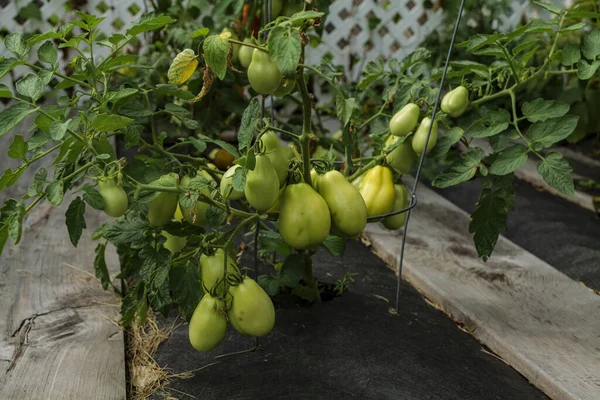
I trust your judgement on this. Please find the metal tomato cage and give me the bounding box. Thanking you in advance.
[259,0,466,312]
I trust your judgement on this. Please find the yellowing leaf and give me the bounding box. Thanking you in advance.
[168,49,199,85]
[219,31,232,40]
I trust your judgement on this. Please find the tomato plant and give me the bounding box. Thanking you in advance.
[0,0,592,354]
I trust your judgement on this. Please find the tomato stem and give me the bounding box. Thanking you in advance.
[297,63,313,186]
[302,251,321,302]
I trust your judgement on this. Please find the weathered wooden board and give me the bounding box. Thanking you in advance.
[365,183,600,400]
[0,196,125,400]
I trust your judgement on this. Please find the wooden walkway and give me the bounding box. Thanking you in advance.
[366,182,600,400]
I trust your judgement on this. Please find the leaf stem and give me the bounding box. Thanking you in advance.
[25,63,92,89]
[264,125,301,140]
[228,39,267,52]
[509,90,543,160]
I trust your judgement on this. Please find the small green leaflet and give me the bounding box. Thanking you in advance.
[0,83,11,98]
[537,152,575,196]
[0,167,26,191]
[169,261,202,320]
[429,127,464,158]
[489,145,528,175]
[278,253,304,287]
[92,113,133,132]
[258,275,280,296]
[189,137,207,152]
[581,29,600,60]
[203,34,229,80]
[81,184,105,210]
[65,197,86,247]
[0,199,26,245]
[432,148,484,188]
[108,88,138,102]
[126,13,176,36]
[94,242,111,290]
[232,167,246,192]
[103,217,147,245]
[8,135,28,159]
[4,32,29,58]
[267,26,302,77]
[37,41,58,65]
[49,119,71,140]
[321,235,346,257]
[469,188,508,261]
[521,98,569,122]
[191,27,210,39]
[465,109,510,138]
[336,92,355,127]
[577,59,600,80]
[16,74,43,102]
[46,180,64,206]
[526,115,578,148]
[238,97,260,151]
[561,43,581,66]
[531,0,562,15]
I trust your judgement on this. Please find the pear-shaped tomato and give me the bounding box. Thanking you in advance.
[238,38,254,69]
[228,276,275,337]
[351,172,365,190]
[359,166,395,217]
[162,230,187,254]
[220,165,244,200]
[383,183,409,230]
[389,103,420,137]
[278,183,331,249]
[441,86,469,117]
[147,173,179,227]
[271,0,283,17]
[98,178,128,218]
[318,170,367,237]
[180,171,214,227]
[266,184,286,213]
[385,135,417,175]
[412,117,438,155]
[247,49,282,95]
[260,131,288,186]
[188,294,227,352]
[272,78,295,97]
[200,249,240,293]
[245,154,279,212]
[310,168,320,190]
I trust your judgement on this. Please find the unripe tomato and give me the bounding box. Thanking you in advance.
[389,103,420,137]
[228,276,275,337]
[383,183,409,230]
[266,184,286,213]
[271,0,283,17]
[260,131,288,186]
[247,49,282,95]
[412,117,438,155]
[272,78,295,97]
[385,135,417,175]
[441,86,469,118]
[351,173,365,190]
[245,154,279,212]
[220,165,245,200]
[180,171,214,227]
[147,174,179,227]
[278,183,331,249]
[188,294,227,352]
[209,148,235,170]
[98,178,128,218]
[200,249,240,294]
[310,168,320,190]
[281,0,303,16]
[359,166,395,217]
[318,170,367,237]
[238,38,254,69]
[162,230,187,254]
[222,28,240,63]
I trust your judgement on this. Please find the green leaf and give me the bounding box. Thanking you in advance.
[335,93,355,127]
[108,88,138,102]
[0,103,35,137]
[527,116,578,148]
[537,152,575,196]
[4,32,29,58]
[521,98,570,122]
[49,119,71,140]
[104,217,148,245]
[238,97,260,151]
[126,13,176,36]
[0,226,8,257]
[206,205,227,227]
[0,83,11,98]
[577,59,600,80]
[0,199,26,245]
[469,188,508,261]
[267,26,302,77]
[65,197,86,247]
[37,41,58,65]
[119,102,153,118]
[0,167,26,192]
[257,275,281,296]
[191,27,210,39]
[101,54,138,71]
[532,0,562,15]
[28,31,63,46]
[81,184,105,210]
[429,127,463,158]
[465,109,510,138]
[120,281,147,326]
[321,235,346,257]
[94,242,111,290]
[188,137,206,153]
[279,253,304,287]
[490,145,528,175]
[16,74,43,102]
[203,34,229,80]
[155,84,195,100]
[38,69,53,85]
[289,10,325,23]
[8,135,28,159]
[432,148,484,188]
[489,134,512,152]
[92,113,133,132]
[124,124,142,148]
[46,180,64,206]
[582,29,600,60]
[198,134,240,158]
[170,261,202,320]
[232,167,245,192]
[560,22,586,32]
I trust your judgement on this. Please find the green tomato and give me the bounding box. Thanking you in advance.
[200,248,240,294]
[98,178,128,218]
[147,173,179,227]
[384,135,417,175]
[310,168,320,191]
[228,276,275,337]
[220,165,245,200]
[411,117,438,155]
[222,28,240,63]
[318,170,367,237]
[238,38,254,69]
[271,0,283,17]
[180,171,214,227]
[188,294,227,352]
[247,49,282,95]
[162,231,187,254]
[266,184,286,213]
[278,183,331,249]
[441,86,469,118]
[383,183,409,230]
[272,78,296,97]
[359,166,395,217]
[389,103,420,137]
[351,173,365,190]
[260,131,288,187]
[281,0,304,16]
[245,154,280,212]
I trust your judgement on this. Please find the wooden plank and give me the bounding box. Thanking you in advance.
[0,196,126,400]
[365,183,600,400]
